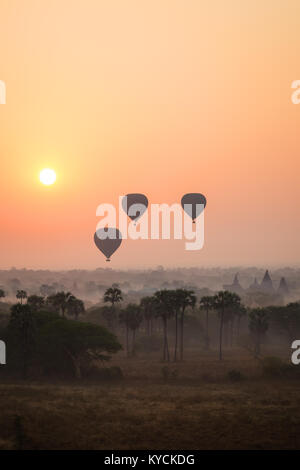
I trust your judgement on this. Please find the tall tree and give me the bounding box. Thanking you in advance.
[268,303,300,343]
[140,296,157,336]
[120,304,143,356]
[153,290,175,362]
[66,296,85,321]
[213,291,241,360]
[103,286,123,332]
[119,308,131,357]
[249,308,269,356]
[234,304,247,344]
[103,286,123,307]
[16,290,27,304]
[199,295,214,350]
[47,291,73,317]
[176,289,196,361]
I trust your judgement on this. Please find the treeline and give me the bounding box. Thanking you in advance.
[1,286,300,380]
[90,287,300,362]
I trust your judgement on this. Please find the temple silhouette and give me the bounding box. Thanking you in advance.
[223,270,289,296]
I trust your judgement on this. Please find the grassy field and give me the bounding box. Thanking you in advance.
[0,349,300,450]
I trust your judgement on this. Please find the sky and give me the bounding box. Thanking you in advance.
[0,0,299,269]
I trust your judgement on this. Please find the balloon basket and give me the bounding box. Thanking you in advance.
[106,258,110,262]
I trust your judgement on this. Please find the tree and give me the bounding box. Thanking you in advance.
[176,289,196,361]
[38,319,122,379]
[127,304,143,356]
[8,303,36,378]
[199,295,215,350]
[66,296,85,321]
[104,286,123,307]
[119,308,131,357]
[119,304,143,356]
[268,303,300,343]
[27,295,45,312]
[0,289,6,301]
[153,290,175,362]
[46,291,73,317]
[103,287,123,332]
[249,308,269,356]
[213,291,241,360]
[140,296,157,336]
[16,290,27,304]
[234,304,247,344]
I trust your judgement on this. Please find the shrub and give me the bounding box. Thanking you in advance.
[262,356,287,377]
[227,369,244,382]
[161,366,178,381]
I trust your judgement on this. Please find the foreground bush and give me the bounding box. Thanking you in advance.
[4,305,122,379]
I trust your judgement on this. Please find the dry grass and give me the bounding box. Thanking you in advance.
[0,348,299,450]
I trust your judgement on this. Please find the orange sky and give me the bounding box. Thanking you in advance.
[0,0,300,269]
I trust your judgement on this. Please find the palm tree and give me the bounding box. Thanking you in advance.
[234,304,247,344]
[199,295,214,350]
[119,308,131,357]
[140,296,156,335]
[47,291,72,317]
[249,308,269,356]
[103,286,123,307]
[127,304,143,356]
[103,286,123,332]
[213,291,241,360]
[66,296,85,320]
[176,289,196,361]
[16,290,27,304]
[119,304,143,356]
[153,290,175,362]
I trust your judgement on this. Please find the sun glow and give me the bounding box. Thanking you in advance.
[39,168,56,186]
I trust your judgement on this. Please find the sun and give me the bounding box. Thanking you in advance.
[39,168,56,186]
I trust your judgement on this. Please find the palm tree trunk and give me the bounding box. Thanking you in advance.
[163,317,170,362]
[126,324,129,357]
[255,332,261,356]
[219,308,224,361]
[132,329,136,356]
[230,319,234,347]
[224,321,228,347]
[237,316,241,342]
[205,308,209,349]
[179,307,185,361]
[174,311,178,361]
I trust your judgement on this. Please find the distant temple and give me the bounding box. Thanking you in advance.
[223,270,289,296]
[278,277,289,295]
[260,270,274,293]
[223,273,244,294]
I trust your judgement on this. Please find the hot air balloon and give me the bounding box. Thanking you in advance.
[181,193,207,223]
[94,228,122,262]
[122,193,148,224]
